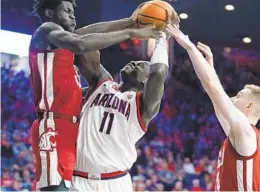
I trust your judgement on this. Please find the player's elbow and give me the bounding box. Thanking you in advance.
[152,65,168,81]
[73,39,95,53]
[74,40,88,53]
[146,104,161,120]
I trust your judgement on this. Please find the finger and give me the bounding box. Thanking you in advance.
[198,42,211,52]
[197,44,209,55]
[166,25,177,35]
[166,28,177,37]
[167,24,182,35]
[198,44,213,57]
[197,45,213,60]
[167,24,175,31]
[146,24,156,29]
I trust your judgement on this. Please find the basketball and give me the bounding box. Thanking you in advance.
[137,0,177,30]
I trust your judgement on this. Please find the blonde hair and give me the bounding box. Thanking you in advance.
[244,84,260,116]
[244,84,260,95]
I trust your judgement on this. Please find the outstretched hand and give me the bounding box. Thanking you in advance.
[197,42,214,67]
[166,24,193,50]
[129,25,159,40]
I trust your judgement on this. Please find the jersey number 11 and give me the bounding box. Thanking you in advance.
[99,112,114,135]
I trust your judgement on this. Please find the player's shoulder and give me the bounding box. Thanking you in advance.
[101,79,118,88]
[30,22,64,50]
[39,22,64,33]
[121,90,138,102]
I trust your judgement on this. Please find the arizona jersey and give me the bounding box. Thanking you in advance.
[75,79,147,173]
[29,48,82,115]
[215,126,260,191]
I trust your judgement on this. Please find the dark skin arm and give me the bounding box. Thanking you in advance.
[75,51,112,92]
[140,64,168,127]
[32,22,158,53]
[75,18,134,35]
[74,5,141,35]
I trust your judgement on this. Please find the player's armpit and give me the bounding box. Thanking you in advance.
[141,64,168,126]
[212,103,231,136]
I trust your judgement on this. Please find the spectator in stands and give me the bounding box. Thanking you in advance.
[191,179,204,191]
[183,157,195,174]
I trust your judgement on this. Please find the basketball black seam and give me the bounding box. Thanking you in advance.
[138,14,166,22]
[147,2,169,21]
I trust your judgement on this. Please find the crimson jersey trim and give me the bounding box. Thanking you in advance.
[135,91,147,132]
[83,78,114,104]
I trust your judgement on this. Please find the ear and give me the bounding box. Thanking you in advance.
[45,9,53,20]
[247,103,253,109]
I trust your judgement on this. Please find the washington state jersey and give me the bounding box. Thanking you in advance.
[29,48,82,115]
[75,79,147,173]
[29,48,82,189]
[215,126,260,191]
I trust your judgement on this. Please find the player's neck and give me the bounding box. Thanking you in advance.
[118,82,140,92]
[247,115,258,126]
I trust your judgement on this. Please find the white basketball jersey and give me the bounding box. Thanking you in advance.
[75,79,146,173]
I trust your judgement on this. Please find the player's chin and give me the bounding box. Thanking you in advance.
[69,26,76,32]
[121,67,132,75]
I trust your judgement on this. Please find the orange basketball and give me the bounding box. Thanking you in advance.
[137,0,176,30]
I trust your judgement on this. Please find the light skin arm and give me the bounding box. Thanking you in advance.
[140,33,169,127]
[166,24,256,156]
[38,22,158,54]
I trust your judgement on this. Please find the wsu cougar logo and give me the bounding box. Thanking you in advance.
[39,128,57,151]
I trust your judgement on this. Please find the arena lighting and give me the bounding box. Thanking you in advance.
[0,30,32,57]
[179,13,188,20]
[225,4,235,11]
[243,37,252,44]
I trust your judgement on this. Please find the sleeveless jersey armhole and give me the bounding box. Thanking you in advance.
[135,91,147,133]
[83,78,114,104]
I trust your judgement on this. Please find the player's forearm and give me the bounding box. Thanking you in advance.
[75,18,134,35]
[77,29,131,52]
[187,45,237,124]
[142,32,169,120]
[186,45,220,90]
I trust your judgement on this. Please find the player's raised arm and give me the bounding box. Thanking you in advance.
[166,24,256,156]
[74,4,144,35]
[140,32,169,126]
[40,22,158,54]
[74,18,134,35]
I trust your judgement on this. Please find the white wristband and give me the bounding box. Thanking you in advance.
[150,32,168,66]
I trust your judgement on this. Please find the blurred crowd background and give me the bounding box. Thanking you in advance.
[2,47,260,191]
[1,0,260,191]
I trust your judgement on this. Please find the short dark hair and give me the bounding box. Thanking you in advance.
[33,0,76,22]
